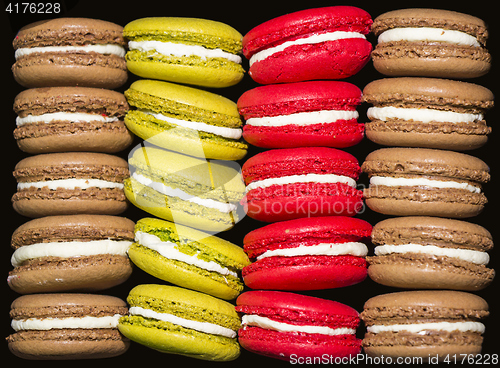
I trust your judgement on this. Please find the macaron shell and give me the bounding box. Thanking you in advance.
[243,255,367,290]
[248,38,372,84]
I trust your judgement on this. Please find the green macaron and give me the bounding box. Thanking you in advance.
[123,17,244,88]
[128,217,250,300]
[124,145,246,232]
[118,284,241,361]
[124,79,247,160]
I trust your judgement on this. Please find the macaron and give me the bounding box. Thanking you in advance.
[235,290,362,361]
[362,148,490,218]
[363,78,494,150]
[124,79,247,160]
[123,17,244,88]
[7,293,130,360]
[368,216,494,291]
[118,284,241,361]
[9,215,135,294]
[124,145,245,232]
[242,216,372,290]
[128,217,250,300]
[371,9,491,78]
[242,147,364,222]
[12,18,128,88]
[13,87,133,154]
[360,290,489,361]
[242,6,373,84]
[12,152,129,218]
[237,81,364,149]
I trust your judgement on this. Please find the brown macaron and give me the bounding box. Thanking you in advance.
[363,78,494,151]
[12,152,129,218]
[368,216,494,291]
[13,87,134,154]
[371,9,491,78]
[360,290,489,361]
[12,18,128,88]
[9,215,135,294]
[7,293,130,360]
[362,148,490,218]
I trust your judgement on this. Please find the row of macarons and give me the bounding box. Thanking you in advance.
[7,213,491,361]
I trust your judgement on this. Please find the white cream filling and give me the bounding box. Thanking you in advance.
[378,27,481,47]
[246,173,356,192]
[140,109,242,140]
[16,112,119,126]
[11,239,133,267]
[241,314,355,336]
[256,242,368,260]
[369,176,481,194]
[374,243,489,265]
[367,106,483,124]
[128,306,236,338]
[11,314,122,331]
[367,321,485,335]
[18,178,124,191]
[245,110,359,127]
[128,40,242,64]
[15,44,126,59]
[250,31,366,66]
[132,172,236,213]
[134,231,238,278]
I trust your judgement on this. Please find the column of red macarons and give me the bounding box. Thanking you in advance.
[8,18,134,360]
[234,6,377,362]
[358,9,494,361]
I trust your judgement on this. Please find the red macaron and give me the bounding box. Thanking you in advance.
[242,216,372,290]
[237,81,364,148]
[235,290,362,362]
[242,6,373,84]
[242,147,363,222]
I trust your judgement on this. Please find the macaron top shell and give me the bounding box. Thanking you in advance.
[243,6,372,58]
[11,214,135,249]
[236,290,360,325]
[244,216,371,259]
[123,17,242,54]
[371,8,488,44]
[14,86,130,118]
[13,17,126,48]
[362,147,490,183]
[242,147,361,184]
[126,79,242,128]
[371,216,493,251]
[10,293,128,316]
[127,284,240,326]
[362,290,488,313]
[135,217,250,268]
[363,77,494,111]
[238,81,362,118]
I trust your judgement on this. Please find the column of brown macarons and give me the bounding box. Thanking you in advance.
[8,18,134,360]
[234,6,381,362]
[360,9,494,361]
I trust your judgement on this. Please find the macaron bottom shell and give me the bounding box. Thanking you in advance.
[118,320,240,361]
[123,178,238,232]
[243,255,367,290]
[126,58,244,88]
[8,330,130,360]
[127,244,243,300]
[238,327,362,362]
[124,112,247,160]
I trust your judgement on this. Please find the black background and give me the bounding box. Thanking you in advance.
[1,0,498,366]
